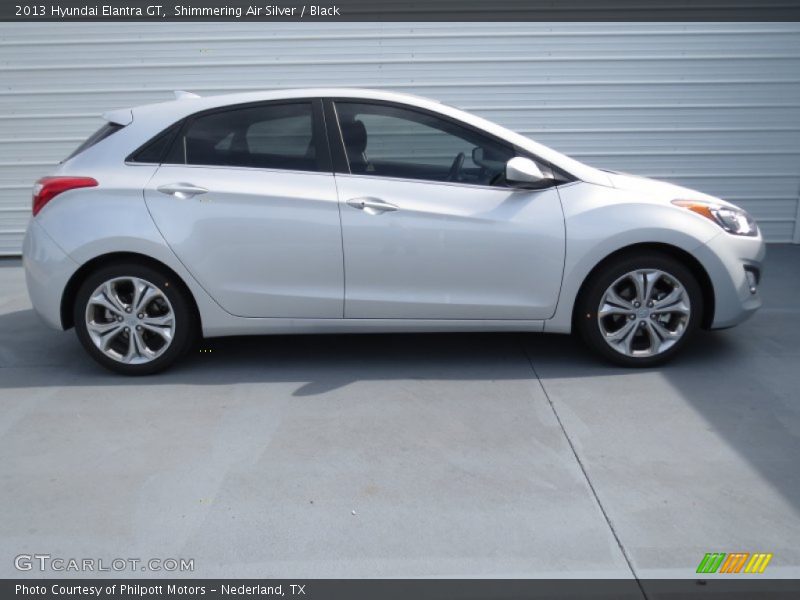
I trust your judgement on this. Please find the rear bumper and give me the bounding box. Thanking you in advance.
[22,220,79,330]
[694,231,766,329]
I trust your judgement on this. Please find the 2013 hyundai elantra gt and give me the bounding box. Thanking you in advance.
[22,89,765,374]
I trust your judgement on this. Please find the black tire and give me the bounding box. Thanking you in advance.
[575,251,703,367]
[73,262,196,375]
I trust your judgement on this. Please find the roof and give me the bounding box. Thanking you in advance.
[132,88,442,119]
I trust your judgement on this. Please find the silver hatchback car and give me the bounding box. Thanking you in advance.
[23,89,765,374]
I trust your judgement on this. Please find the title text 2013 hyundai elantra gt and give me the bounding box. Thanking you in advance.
[22,89,765,374]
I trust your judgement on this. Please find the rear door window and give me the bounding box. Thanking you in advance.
[168,102,322,172]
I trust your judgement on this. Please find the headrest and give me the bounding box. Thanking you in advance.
[341,119,367,156]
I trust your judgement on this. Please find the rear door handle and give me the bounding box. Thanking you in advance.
[346,197,398,215]
[157,183,208,199]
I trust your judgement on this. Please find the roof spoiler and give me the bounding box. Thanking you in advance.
[101,108,133,126]
[98,91,199,126]
[174,90,201,100]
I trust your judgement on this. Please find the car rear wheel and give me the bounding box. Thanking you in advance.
[576,252,703,367]
[73,263,196,374]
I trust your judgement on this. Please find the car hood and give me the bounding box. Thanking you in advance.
[603,170,736,208]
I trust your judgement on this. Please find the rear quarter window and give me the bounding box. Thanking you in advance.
[127,123,182,164]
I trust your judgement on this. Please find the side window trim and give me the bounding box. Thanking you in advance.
[323,99,351,174]
[323,97,572,188]
[311,99,333,173]
[157,98,332,173]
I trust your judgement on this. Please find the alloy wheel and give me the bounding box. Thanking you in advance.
[84,276,176,364]
[597,269,691,358]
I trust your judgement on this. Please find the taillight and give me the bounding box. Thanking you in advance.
[32,176,98,216]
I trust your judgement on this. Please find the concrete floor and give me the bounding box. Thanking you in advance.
[0,247,799,588]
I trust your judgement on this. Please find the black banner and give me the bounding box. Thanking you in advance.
[5,579,800,600]
[3,0,800,22]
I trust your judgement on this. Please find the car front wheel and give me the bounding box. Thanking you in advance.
[576,252,703,367]
[73,262,196,374]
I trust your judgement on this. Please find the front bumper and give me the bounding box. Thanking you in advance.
[694,230,767,329]
[22,220,79,330]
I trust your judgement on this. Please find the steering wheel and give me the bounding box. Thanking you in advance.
[447,152,465,182]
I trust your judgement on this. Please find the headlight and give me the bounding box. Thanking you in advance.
[671,199,758,237]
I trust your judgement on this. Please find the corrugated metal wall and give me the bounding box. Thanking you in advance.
[1,22,799,254]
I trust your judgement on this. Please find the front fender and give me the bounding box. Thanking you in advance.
[546,182,720,333]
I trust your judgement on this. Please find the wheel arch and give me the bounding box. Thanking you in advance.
[60,251,201,331]
[571,242,715,330]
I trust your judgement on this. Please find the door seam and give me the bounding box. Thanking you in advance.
[332,173,347,318]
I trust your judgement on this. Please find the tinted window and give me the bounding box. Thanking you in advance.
[334,102,517,186]
[128,122,181,164]
[64,122,124,162]
[172,102,319,171]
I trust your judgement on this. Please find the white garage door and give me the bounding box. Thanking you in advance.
[1,22,799,254]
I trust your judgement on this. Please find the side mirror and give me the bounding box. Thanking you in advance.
[505,157,547,188]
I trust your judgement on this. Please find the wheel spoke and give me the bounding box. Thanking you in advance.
[630,273,646,305]
[122,330,138,362]
[87,320,123,336]
[605,320,638,354]
[650,318,681,340]
[653,299,690,316]
[134,328,157,359]
[644,321,663,355]
[652,282,690,316]
[134,284,160,313]
[643,271,661,304]
[623,324,639,354]
[652,285,683,309]
[101,328,124,352]
[89,322,125,353]
[131,280,146,311]
[605,288,634,310]
[141,313,173,327]
[103,281,128,313]
[140,316,174,342]
[599,302,634,318]
[88,292,123,317]
[605,319,636,342]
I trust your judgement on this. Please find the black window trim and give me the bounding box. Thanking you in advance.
[323,97,574,189]
[127,98,332,174]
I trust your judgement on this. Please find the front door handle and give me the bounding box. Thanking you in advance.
[157,183,208,199]
[346,197,398,215]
